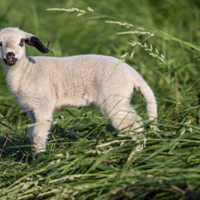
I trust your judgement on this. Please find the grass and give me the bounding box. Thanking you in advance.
[0,0,200,199]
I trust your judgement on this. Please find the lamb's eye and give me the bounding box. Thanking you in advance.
[19,39,24,47]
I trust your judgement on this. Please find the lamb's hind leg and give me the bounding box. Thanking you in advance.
[101,99,144,133]
[28,108,53,158]
[111,107,144,133]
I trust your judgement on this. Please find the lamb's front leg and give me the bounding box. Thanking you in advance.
[28,109,53,159]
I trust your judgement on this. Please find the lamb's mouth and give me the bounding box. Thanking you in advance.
[3,58,18,66]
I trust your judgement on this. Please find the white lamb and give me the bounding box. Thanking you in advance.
[0,27,158,157]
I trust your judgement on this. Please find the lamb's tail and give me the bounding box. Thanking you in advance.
[135,75,158,130]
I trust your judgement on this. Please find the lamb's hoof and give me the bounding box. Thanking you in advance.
[32,151,48,160]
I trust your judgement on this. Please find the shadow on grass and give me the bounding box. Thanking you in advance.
[0,130,31,162]
[0,122,116,163]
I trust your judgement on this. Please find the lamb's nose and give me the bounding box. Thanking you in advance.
[6,52,15,59]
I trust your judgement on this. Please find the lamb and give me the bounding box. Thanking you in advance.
[0,27,158,158]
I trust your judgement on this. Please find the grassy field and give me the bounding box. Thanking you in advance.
[0,0,200,199]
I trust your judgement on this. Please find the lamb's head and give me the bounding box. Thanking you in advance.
[0,27,49,67]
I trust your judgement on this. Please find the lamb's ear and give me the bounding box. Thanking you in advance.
[25,35,49,54]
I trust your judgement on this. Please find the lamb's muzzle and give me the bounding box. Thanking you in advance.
[4,52,17,66]
[0,27,158,159]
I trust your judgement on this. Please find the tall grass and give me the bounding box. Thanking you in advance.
[0,0,200,199]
